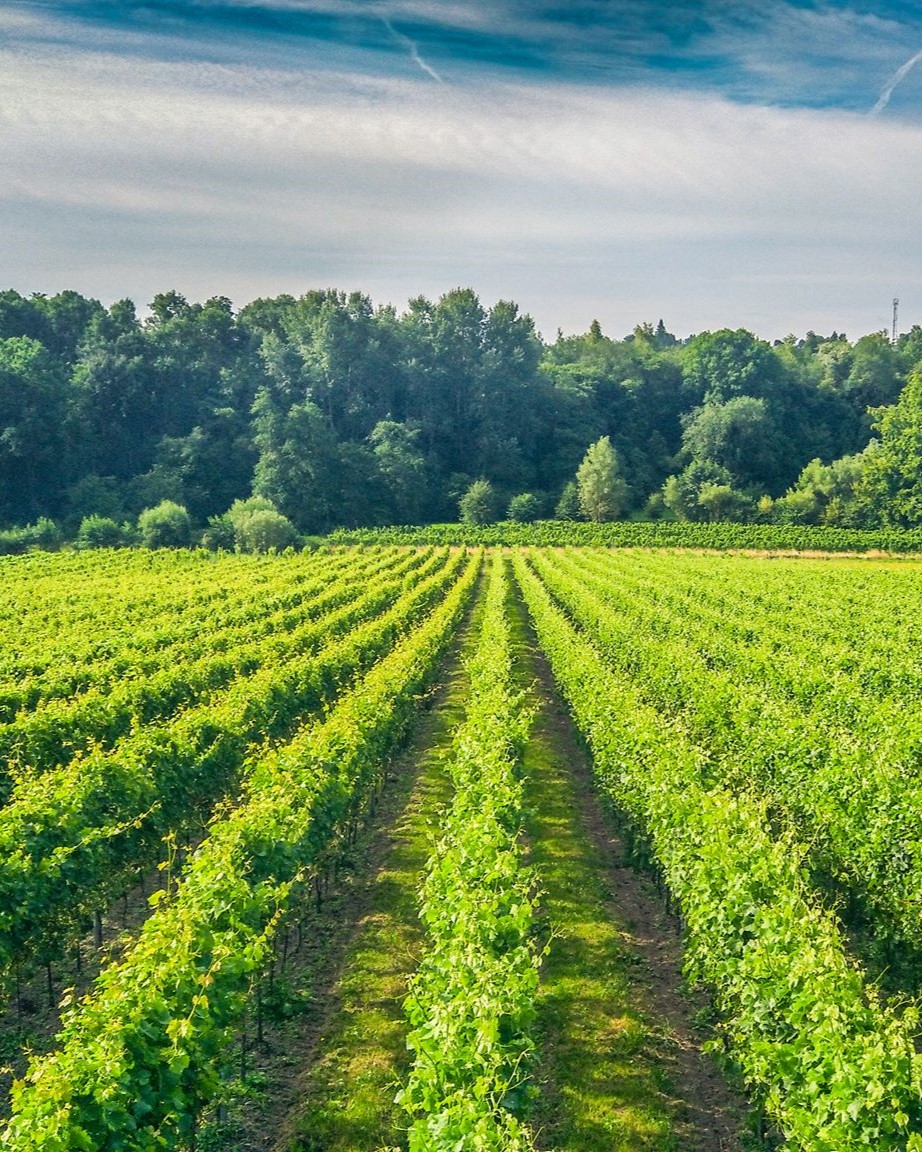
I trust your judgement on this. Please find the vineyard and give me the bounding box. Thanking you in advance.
[2,544,922,1150]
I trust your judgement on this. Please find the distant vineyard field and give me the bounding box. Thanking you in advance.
[329,519,922,552]
[2,545,922,1151]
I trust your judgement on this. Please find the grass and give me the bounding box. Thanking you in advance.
[277,595,485,1152]
[506,571,738,1151]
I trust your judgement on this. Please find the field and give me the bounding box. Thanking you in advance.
[2,544,922,1151]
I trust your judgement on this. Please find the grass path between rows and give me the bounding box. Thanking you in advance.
[270,594,484,1152]
[507,573,753,1152]
[223,567,752,1151]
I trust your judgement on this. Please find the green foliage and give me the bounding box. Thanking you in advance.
[0,517,62,555]
[553,481,582,521]
[694,481,755,522]
[661,458,747,522]
[681,395,781,488]
[370,420,429,524]
[860,369,922,526]
[0,548,464,986]
[515,552,922,1150]
[506,492,541,523]
[234,508,298,553]
[137,499,193,548]
[7,275,922,543]
[330,519,922,552]
[771,451,871,526]
[1,552,481,1150]
[459,478,498,525]
[400,557,539,1149]
[682,328,784,404]
[0,336,67,524]
[201,512,237,551]
[252,394,339,533]
[224,496,298,552]
[0,282,921,533]
[65,474,130,528]
[535,546,922,981]
[75,514,132,549]
[576,436,628,522]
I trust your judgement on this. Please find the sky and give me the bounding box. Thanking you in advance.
[2,1,922,341]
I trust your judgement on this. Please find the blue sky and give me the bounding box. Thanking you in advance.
[2,0,922,339]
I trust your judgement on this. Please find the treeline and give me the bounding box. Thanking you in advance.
[3,285,922,543]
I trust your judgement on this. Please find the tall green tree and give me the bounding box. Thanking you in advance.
[369,420,429,524]
[251,390,339,533]
[458,478,497,525]
[576,436,628,522]
[859,370,922,526]
[681,395,782,489]
[682,328,785,405]
[0,337,67,523]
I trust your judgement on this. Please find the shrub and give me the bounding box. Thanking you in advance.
[459,479,497,525]
[137,501,193,548]
[201,513,236,552]
[507,492,541,523]
[554,481,582,521]
[0,519,63,555]
[235,509,299,553]
[76,515,130,549]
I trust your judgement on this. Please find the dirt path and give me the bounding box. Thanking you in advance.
[508,578,752,1152]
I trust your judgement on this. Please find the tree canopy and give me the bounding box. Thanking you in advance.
[0,283,919,537]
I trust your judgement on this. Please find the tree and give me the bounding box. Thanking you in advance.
[682,328,785,405]
[859,369,922,526]
[555,481,582,520]
[137,500,192,548]
[231,500,298,552]
[772,452,871,526]
[65,474,130,530]
[370,420,428,524]
[236,509,298,552]
[251,391,339,533]
[681,395,782,489]
[576,437,628,522]
[661,459,736,521]
[459,479,497,525]
[0,337,67,524]
[696,482,754,522]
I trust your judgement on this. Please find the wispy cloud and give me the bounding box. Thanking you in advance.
[8,0,922,112]
[2,27,921,335]
[2,1,921,337]
[873,46,922,113]
[381,15,444,83]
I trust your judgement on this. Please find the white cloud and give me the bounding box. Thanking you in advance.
[1,31,920,338]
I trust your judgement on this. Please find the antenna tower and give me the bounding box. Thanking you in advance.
[892,297,900,344]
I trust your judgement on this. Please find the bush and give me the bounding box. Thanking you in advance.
[201,513,236,552]
[235,509,299,553]
[554,481,582,521]
[65,475,129,529]
[202,498,299,553]
[137,501,193,549]
[459,479,497,525]
[75,515,131,549]
[0,518,63,555]
[507,492,541,523]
